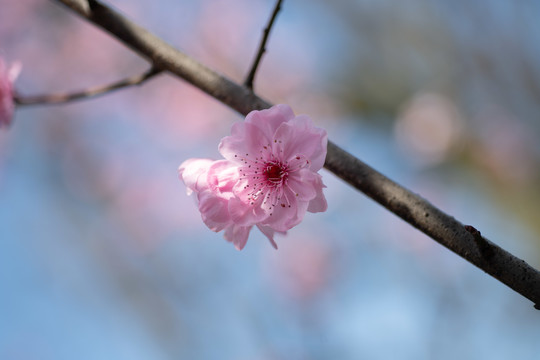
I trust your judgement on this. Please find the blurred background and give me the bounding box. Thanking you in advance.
[1,0,540,359]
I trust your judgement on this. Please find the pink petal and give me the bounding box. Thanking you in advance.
[256,224,280,249]
[287,169,318,201]
[197,190,232,232]
[0,60,18,128]
[245,104,294,140]
[8,62,21,82]
[286,199,310,229]
[178,158,214,195]
[219,122,271,164]
[272,117,327,171]
[286,154,311,172]
[207,160,238,195]
[307,174,328,213]
[224,225,252,250]
[228,196,267,226]
[231,176,251,202]
[261,187,299,232]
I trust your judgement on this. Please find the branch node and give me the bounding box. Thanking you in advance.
[465,225,494,260]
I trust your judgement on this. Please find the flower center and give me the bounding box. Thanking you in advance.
[264,163,286,184]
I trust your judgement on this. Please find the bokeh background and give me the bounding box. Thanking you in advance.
[1,0,540,359]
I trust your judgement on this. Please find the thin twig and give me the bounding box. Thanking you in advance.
[54,0,540,309]
[243,0,283,90]
[15,67,161,106]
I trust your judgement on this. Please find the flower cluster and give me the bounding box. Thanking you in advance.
[0,58,20,128]
[179,104,328,250]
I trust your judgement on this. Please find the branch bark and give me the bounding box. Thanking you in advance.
[53,0,540,308]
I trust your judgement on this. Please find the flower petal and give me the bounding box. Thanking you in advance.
[286,198,310,229]
[228,196,267,226]
[245,104,294,140]
[178,158,214,195]
[219,122,271,164]
[207,159,238,196]
[287,169,318,202]
[197,190,232,232]
[8,62,21,82]
[307,174,328,213]
[256,224,281,249]
[261,187,299,232]
[224,225,252,250]
[286,154,311,172]
[0,59,19,128]
[272,116,327,171]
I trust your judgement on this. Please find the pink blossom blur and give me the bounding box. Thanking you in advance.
[0,58,21,128]
[179,104,328,250]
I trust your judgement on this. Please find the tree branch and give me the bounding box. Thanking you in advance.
[15,67,160,106]
[244,0,283,90]
[53,0,540,309]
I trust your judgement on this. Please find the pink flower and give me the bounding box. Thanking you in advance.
[0,58,21,128]
[179,104,327,250]
[179,158,277,250]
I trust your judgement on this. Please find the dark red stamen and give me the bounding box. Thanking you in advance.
[265,164,284,183]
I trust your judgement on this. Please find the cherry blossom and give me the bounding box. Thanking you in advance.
[0,58,21,128]
[179,104,327,250]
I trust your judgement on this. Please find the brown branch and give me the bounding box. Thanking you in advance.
[15,67,160,106]
[244,0,283,90]
[53,0,540,309]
